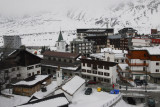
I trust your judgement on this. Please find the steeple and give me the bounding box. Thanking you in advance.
[58,31,63,42]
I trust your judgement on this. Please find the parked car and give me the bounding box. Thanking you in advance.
[148,98,155,107]
[85,88,92,95]
[140,80,148,85]
[134,79,142,86]
[87,80,97,84]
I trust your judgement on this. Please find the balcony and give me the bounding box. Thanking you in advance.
[125,59,149,66]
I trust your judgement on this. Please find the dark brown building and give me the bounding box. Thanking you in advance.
[41,51,81,77]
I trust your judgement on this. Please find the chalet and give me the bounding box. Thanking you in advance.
[12,75,52,96]
[81,58,118,84]
[54,75,85,102]
[126,46,160,83]
[41,51,81,77]
[0,49,42,88]
[17,93,69,107]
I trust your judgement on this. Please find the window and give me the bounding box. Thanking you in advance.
[156,69,159,72]
[144,54,146,57]
[82,75,86,78]
[82,69,86,72]
[87,70,91,73]
[87,76,90,79]
[27,66,34,70]
[83,63,85,66]
[48,69,51,74]
[156,63,159,66]
[58,58,61,62]
[32,72,34,76]
[104,73,110,76]
[98,65,103,69]
[107,57,110,61]
[93,70,97,74]
[104,79,110,83]
[104,66,109,70]
[98,72,103,75]
[87,63,91,67]
[17,74,21,77]
[17,67,19,70]
[64,59,66,62]
[36,65,41,68]
[69,60,72,63]
[37,71,40,74]
[98,78,103,81]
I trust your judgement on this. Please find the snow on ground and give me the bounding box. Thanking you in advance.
[69,88,119,107]
[114,99,144,107]
[0,89,30,107]
[0,81,57,107]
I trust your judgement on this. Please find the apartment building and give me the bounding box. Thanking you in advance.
[81,58,117,84]
[70,38,94,56]
[3,35,21,49]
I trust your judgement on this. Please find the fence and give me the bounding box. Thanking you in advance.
[102,93,122,107]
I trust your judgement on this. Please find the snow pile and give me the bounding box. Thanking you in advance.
[62,76,85,95]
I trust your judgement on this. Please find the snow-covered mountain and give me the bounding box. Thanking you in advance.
[0,0,160,46]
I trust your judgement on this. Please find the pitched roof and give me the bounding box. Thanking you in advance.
[43,51,80,59]
[57,31,63,42]
[12,75,52,88]
[41,60,80,70]
[18,93,69,107]
[61,76,85,95]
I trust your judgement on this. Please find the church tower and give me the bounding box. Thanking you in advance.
[56,31,66,52]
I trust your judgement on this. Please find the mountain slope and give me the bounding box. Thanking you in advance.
[0,0,160,35]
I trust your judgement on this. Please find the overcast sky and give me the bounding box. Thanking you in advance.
[0,0,130,16]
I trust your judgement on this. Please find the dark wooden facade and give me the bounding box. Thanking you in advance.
[12,75,52,96]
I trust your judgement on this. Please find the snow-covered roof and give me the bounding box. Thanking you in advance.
[41,64,78,70]
[62,76,85,95]
[18,95,69,107]
[133,46,160,55]
[118,64,128,71]
[13,75,49,86]
[101,48,128,54]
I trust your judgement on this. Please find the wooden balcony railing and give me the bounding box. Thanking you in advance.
[125,59,149,66]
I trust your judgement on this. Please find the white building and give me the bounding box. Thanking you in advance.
[54,76,85,102]
[81,58,117,84]
[56,31,66,52]
[3,35,22,49]
[0,49,42,88]
[90,48,127,64]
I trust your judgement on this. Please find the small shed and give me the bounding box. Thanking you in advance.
[55,76,85,102]
[12,75,52,96]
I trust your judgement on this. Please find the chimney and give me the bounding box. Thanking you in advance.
[56,66,62,87]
